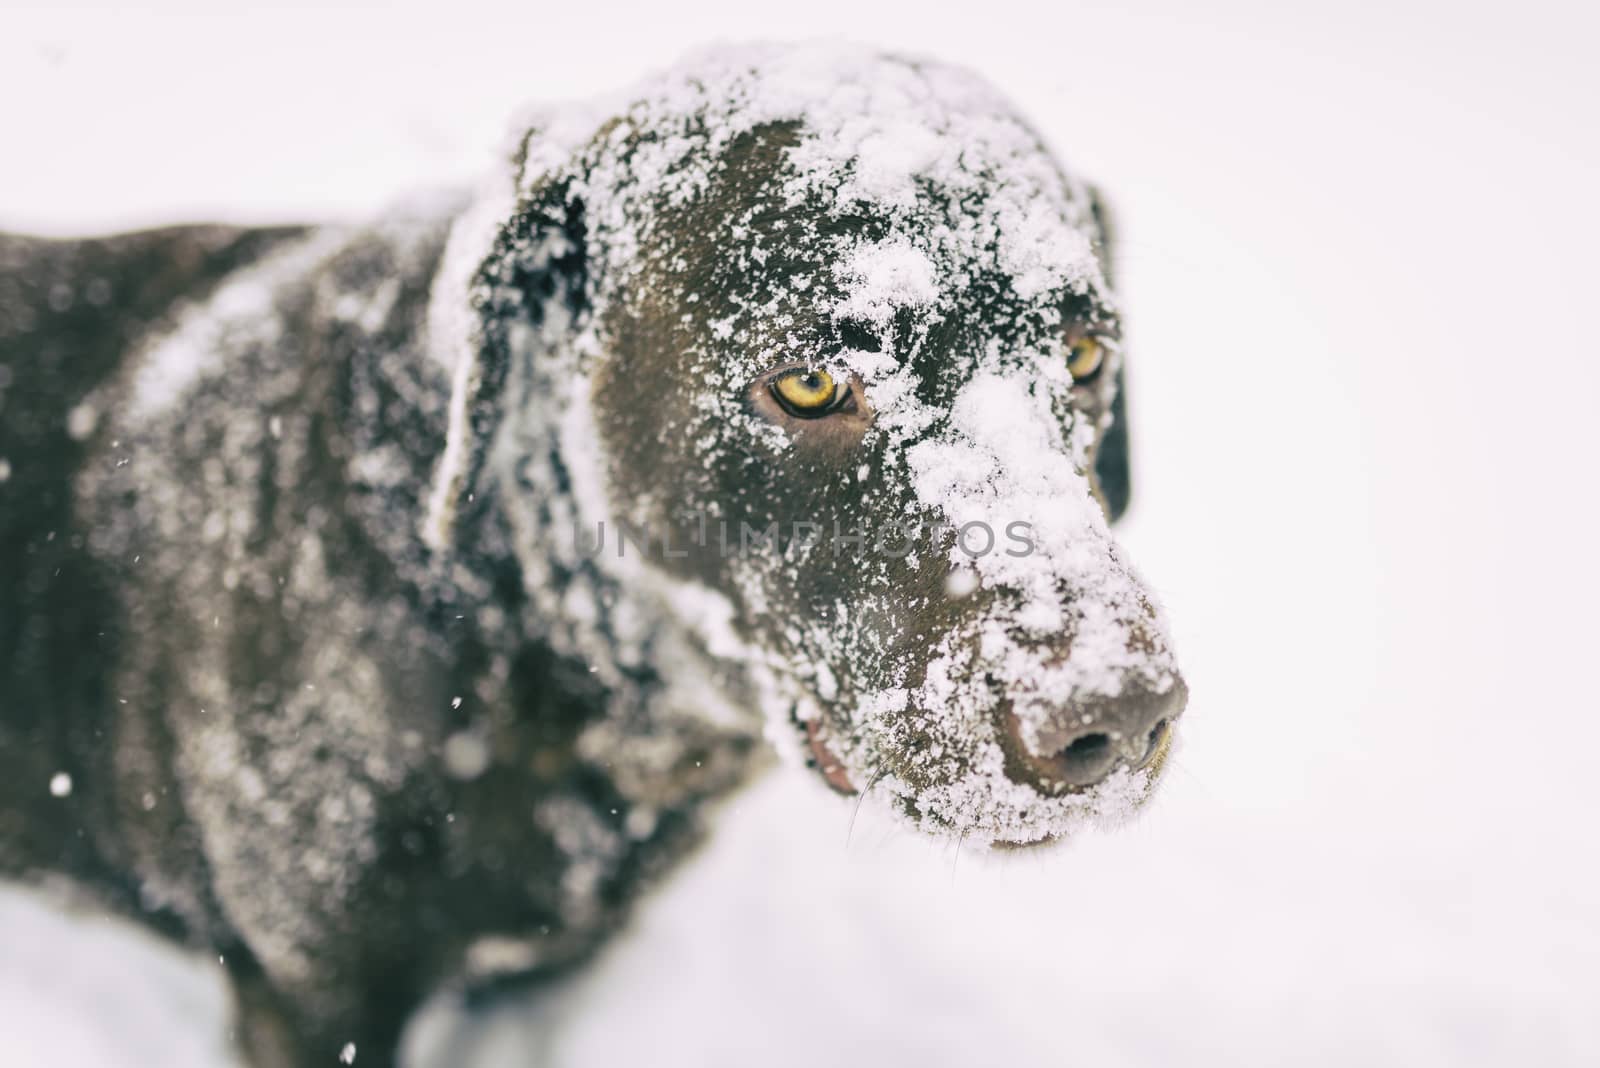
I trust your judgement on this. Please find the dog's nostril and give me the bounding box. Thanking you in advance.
[1046,732,1118,787]
[1059,732,1109,767]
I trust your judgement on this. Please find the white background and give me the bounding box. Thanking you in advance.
[2,1,1597,1064]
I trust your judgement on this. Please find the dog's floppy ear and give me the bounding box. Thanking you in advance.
[1087,183,1132,524]
[424,142,589,551]
[1095,367,1132,523]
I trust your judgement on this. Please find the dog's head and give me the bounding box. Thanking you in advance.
[429,45,1185,846]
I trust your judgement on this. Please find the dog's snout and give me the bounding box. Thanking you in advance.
[1002,678,1188,791]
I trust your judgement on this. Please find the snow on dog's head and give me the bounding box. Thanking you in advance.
[429,43,1186,846]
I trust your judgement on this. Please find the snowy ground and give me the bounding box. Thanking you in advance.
[3,1,1598,1065]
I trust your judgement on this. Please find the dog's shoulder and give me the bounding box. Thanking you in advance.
[0,223,317,502]
[0,224,311,896]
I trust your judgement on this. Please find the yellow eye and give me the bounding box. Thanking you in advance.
[772,368,839,416]
[1067,336,1106,381]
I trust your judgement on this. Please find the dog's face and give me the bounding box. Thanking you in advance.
[441,48,1186,845]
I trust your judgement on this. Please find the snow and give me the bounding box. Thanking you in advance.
[832,238,940,326]
[441,730,491,780]
[125,230,345,419]
[64,402,98,441]
[4,1,1599,1066]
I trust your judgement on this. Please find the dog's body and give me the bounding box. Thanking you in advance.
[0,45,1184,1066]
[0,214,746,1064]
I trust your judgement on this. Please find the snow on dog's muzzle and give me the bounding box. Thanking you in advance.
[819,371,1187,845]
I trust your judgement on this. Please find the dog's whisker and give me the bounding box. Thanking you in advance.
[845,768,886,850]
[1162,753,1220,805]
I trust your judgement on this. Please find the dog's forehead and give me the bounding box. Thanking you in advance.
[566,44,1111,385]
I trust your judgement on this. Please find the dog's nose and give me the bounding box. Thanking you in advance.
[1002,677,1188,790]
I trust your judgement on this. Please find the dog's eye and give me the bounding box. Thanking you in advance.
[771,368,839,416]
[1067,337,1105,382]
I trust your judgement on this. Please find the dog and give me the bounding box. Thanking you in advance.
[0,43,1186,1066]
